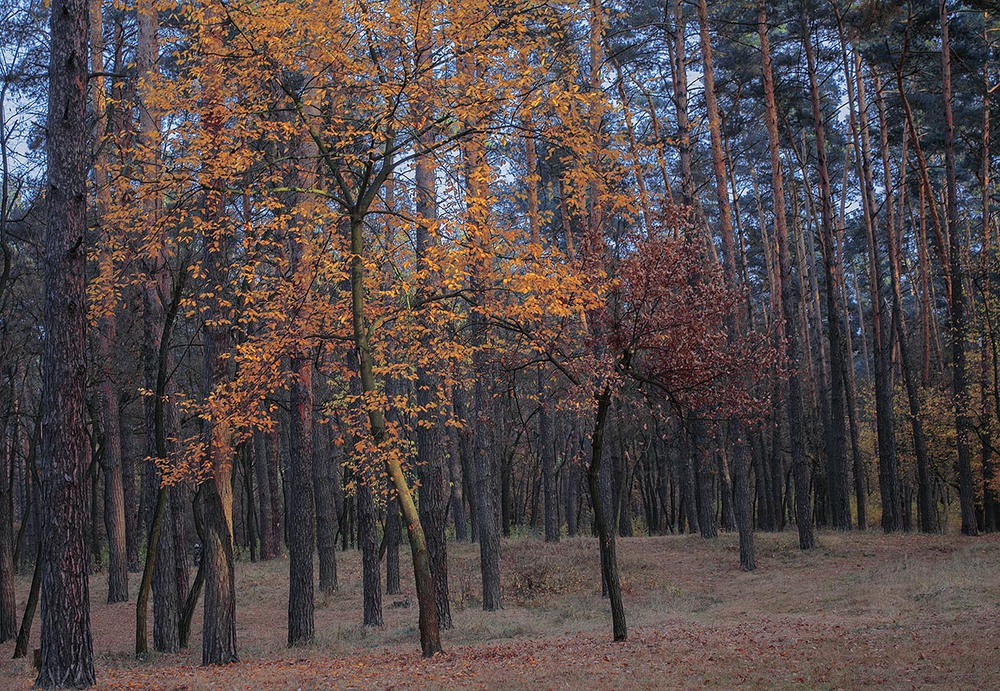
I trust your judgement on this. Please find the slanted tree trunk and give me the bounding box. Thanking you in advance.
[348,207,441,655]
[36,0,96,681]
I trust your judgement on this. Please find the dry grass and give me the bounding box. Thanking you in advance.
[1,531,998,688]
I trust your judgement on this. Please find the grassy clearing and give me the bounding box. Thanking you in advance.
[1,530,997,688]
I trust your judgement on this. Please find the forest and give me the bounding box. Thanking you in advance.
[0,0,999,687]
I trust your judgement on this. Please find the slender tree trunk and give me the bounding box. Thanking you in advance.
[254,431,276,560]
[358,478,383,627]
[197,6,239,664]
[757,0,814,549]
[856,55,902,532]
[588,385,626,642]
[90,0,129,601]
[385,493,400,595]
[0,413,17,640]
[313,418,337,593]
[804,27,850,530]
[940,0,979,536]
[413,127,452,627]
[980,19,997,531]
[287,347,315,644]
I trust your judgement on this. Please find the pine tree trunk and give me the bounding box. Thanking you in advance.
[940,0,979,536]
[0,418,17,640]
[856,53,902,532]
[385,494,400,595]
[804,28,851,530]
[36,0,96,680]
[358,479,383,627]
[313,420,338,593]
[758,0,814,549]
[287,349,315,644]
[254,432,276,560]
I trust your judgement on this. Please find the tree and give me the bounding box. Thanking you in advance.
[35,0,96,682]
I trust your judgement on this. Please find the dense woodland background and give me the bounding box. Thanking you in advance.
[1,0,999,686]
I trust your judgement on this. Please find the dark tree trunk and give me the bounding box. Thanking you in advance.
[200,19,238,658]
[254,431,277,560]
[853,50,902,533]
[0,418,17,641]
[385,494,400,594]
[447,429,467,543]
[36,0,96,681]
[472,380,501,611]
[313,420,337,593]
[287,350,315,645]
[200,479,237,665]
[940,0,978,536]
[358,479,383,627]
[681,429,700,534]
[804,27,851,530]
[693,423,717,539]
[588,386,626,642]
[539,379,559,543]
[266,427,282,557]
[120,397,140,571]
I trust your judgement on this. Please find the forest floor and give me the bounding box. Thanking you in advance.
[1,530,998,689]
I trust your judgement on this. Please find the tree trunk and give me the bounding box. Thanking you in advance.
[413,139,451,627]
[0,415,17,640]
[313,419,338,593]
[856,53,902,532]
[287,348,315,644]
[940,0,979,536]
[36,0,96,681]
[757,1,814,549]
[349,212,441,655]
[804,27,850,530]
[385,493,400,595]
[588,385,626,642]
[90,0,129,602]
[254,431,277,560]
[540,377,559,543]
[358,478,383,627]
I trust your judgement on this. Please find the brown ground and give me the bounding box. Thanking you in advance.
[1,530,997,689]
